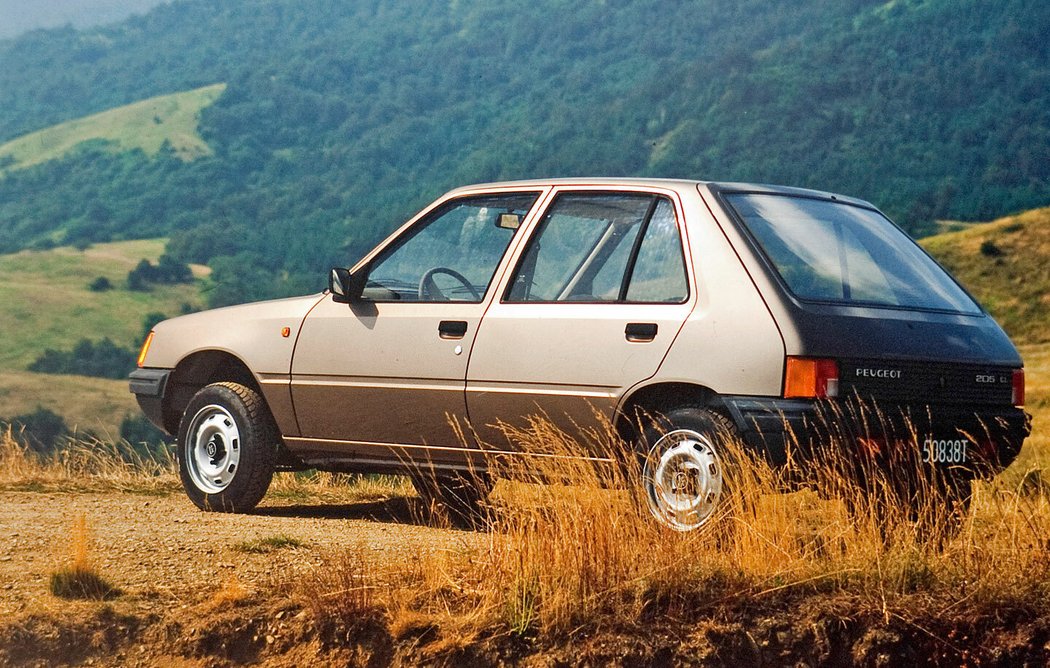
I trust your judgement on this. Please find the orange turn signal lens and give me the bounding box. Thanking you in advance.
[137,331,155,368]
[784,357,839,399]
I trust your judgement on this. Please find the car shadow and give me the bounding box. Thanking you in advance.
[252,496,488,532]
[253,496,420,523]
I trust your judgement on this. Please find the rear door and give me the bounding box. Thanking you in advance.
[466,188,696,451]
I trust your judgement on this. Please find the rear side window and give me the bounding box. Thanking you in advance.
[505,193,687,303]
[725,193,981,314]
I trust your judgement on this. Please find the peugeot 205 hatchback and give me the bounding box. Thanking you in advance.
[129,179,1031,530]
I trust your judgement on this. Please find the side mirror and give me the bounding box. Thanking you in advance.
[329,267,366,303]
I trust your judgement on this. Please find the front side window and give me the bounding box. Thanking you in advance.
[364,193,538,302]
[725,193,981,314]
[506,193,688,303]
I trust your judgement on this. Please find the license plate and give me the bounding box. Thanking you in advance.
[921,436,970,465]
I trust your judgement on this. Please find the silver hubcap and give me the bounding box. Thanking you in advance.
[185,404,241,494]
[643,429,724,531]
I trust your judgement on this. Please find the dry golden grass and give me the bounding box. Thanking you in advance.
[201,574,252,612]
[0,426,410,501]
[298,391,1050,644]
[0,426,178,494]
[48,514,120,600]
[268,470,412,503]
[297,547,384,629]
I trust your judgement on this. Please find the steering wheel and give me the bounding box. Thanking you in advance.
[418,267,480,301]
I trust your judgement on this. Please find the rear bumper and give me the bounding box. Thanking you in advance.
[719,395,1031,475]
[128,368,171,432]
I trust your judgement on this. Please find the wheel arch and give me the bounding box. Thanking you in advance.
[161,350,262,435]
[615,381,722,444]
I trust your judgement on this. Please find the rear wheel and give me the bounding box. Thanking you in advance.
[177,382,278,513]
[638,407,738,531]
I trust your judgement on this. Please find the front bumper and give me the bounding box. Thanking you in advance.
[719,395,1031,476]
[128,367,171,432]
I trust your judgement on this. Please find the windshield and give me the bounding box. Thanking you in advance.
[725,193,981,314]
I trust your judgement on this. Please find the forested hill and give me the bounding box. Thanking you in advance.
[0,0,1047,305]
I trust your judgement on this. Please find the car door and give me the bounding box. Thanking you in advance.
[288,191,541,463]
[466,189,696,452]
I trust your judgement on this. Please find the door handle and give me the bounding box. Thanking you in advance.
[625,322,658,342]
[438,320,468,339]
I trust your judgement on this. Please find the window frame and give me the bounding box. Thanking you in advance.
[501,190,691,305]
[359,191,541,304]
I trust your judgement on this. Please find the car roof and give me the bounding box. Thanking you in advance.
[447,177,876,209]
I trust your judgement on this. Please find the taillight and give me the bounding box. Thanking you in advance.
[1013,368,1025,407]
[137,331,155,368]
[784,357,839,399]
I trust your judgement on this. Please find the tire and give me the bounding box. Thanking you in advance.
[637,406,739,532]
[176,382,278,513]
[409,468,493,528]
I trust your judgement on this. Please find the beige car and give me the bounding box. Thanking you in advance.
[130,178,1029,530]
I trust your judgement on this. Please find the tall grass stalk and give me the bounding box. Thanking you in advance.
[49,513,120,600]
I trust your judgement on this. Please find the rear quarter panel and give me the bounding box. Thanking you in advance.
[651,187,786,396]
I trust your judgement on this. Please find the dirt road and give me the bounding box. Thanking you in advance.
[0,488,472,620]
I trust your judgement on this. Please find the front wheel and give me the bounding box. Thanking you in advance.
[638,407,739,532]
[177,382,278,513]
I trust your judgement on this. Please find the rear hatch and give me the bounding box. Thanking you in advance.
[712,185,1028,466]
[712,186,1023,376]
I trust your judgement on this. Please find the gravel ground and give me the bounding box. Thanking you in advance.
[0,489,476,619]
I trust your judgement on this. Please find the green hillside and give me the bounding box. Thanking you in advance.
[0,239,205,368]
[0,0,1046,305]
[922,207,1050,346]
[0,83,224,172]
[0,238,206,435]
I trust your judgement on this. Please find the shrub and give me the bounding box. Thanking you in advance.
[139,311,168,343]
[127,255,194,291]
[118,414,171,455]
[88,276,112,291]
[3,407,68,454]
[980,239,1003,257]
[28,337,136,379]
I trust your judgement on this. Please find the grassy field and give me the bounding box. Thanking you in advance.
[0,239,205,430]
[922,206,1050,345]
[0,83,225,172]
[0,238,205,368]
[0,371,136,439]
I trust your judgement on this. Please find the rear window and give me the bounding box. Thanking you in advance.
[725,193,981,314]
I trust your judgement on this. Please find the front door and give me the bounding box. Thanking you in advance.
[466,190,696,452]
[289,192,540,463]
